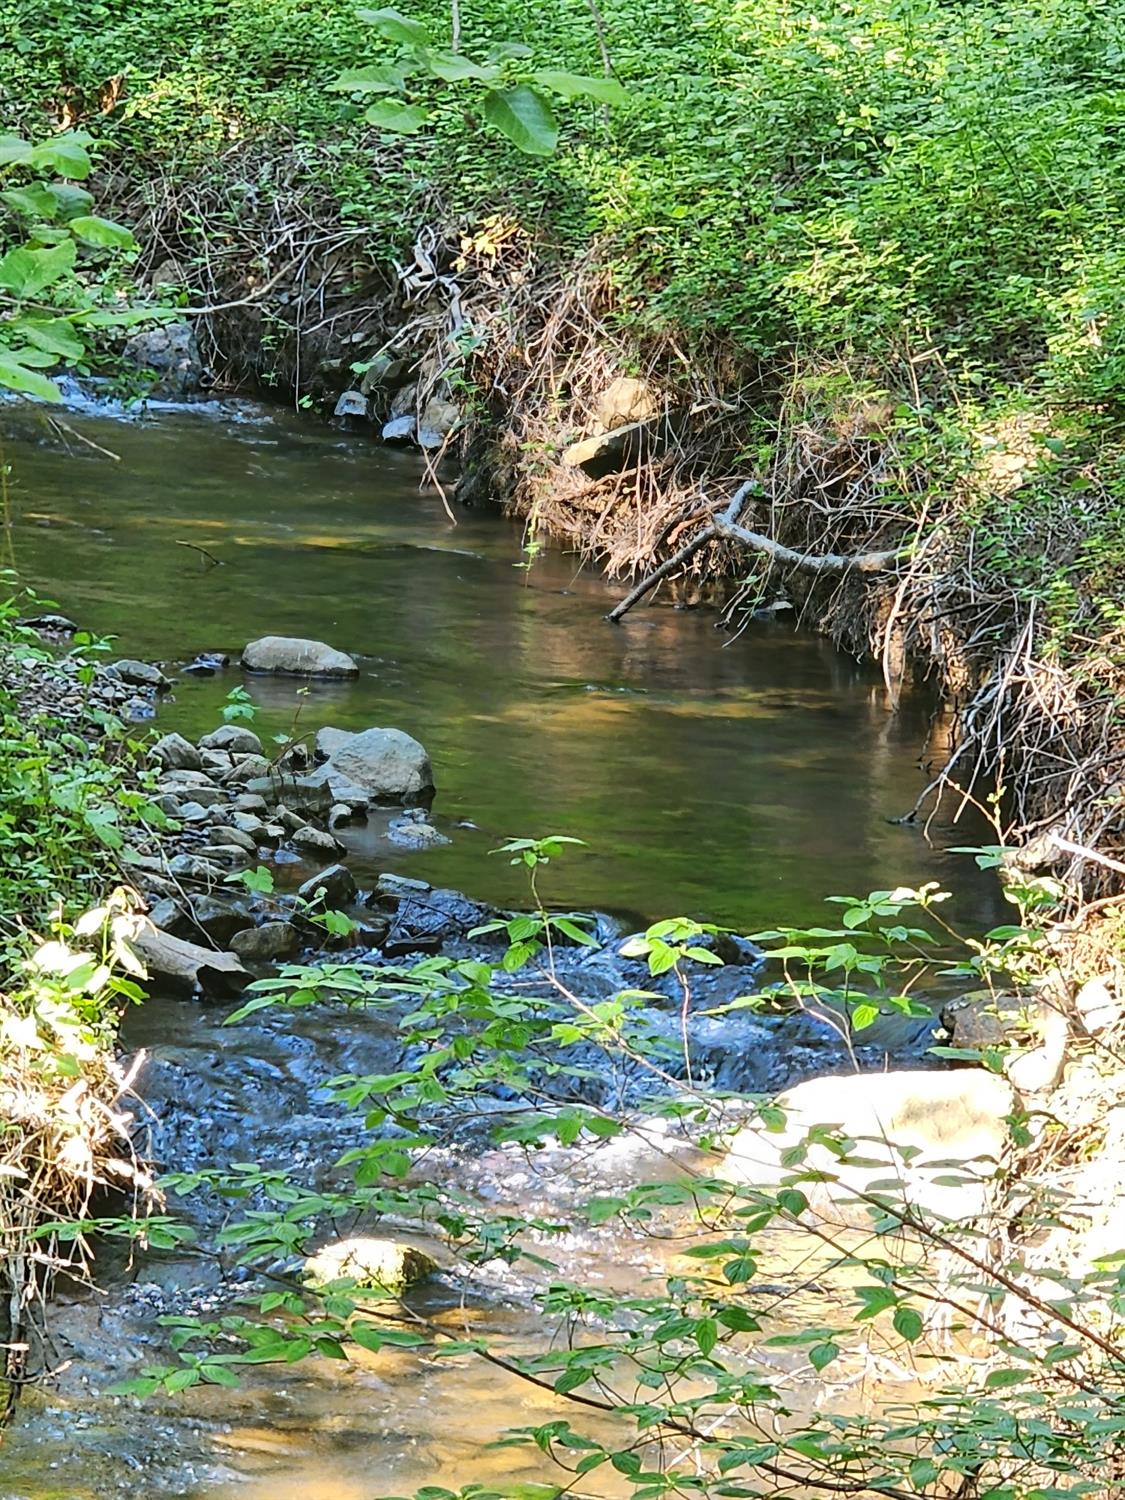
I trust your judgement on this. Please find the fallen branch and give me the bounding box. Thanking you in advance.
[174,540,223,568]
[606,482,904,622]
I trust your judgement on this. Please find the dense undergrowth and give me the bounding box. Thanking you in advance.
[3,0,1125,872]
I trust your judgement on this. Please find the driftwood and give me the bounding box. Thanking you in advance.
[606,482,904,623]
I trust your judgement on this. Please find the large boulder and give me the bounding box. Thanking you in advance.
[123,321,204,397]
[318,726,434,805]
[596,377,657,432]
[241,636,359,679]
[303,1236,437,1294]
[723,1069,1015,1226]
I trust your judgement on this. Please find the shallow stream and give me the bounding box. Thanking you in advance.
[0,397,1002,1497]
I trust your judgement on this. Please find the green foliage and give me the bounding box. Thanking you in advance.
[0,128,158,399]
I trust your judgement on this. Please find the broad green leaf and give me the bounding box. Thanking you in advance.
[0,135,33,167]
[422,49,496,82]
[329,63,407,94]
[364,100,429,133]
[0,356,63,402]
[482,86,558,156]
[851,1002,879,1031]
[893,1306,923,1342]
[809,1341,839,1371]
[0,238,76,297]
[534,70,629,107]
[49,183,95,219]
[20,318,84,361]
[2,184,60,220]
[67,215,137,249]
[356,6,430,45]
[29,132,93,180]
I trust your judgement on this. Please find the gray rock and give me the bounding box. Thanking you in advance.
[382,415,416,442]
[185,784,224,809]
[723,1070,1015,1225]
[155,793,183,818]
[387,818,449,849]
[562,418,660,478]
[417,397,458,449]
[150,734,202,772]
[167,854,227,885]
[297,863,357,908]
[230,922,300,963]
[375,873,431,898]
[234,794,270,815]
[241,636,359,678]
[230,811,275,843]
[383,887,492,956]
[186,894,251,944]
[277,742,311,771]
[245,774,334,813]
[128,924,250,999]
[328,802,358,830]
[194,843,252,868]
[123,321,204,396]
[315,726,356,762]
[333,389,368,419]
[302,765,372,809]
[147,898,188,935]
[177,800,211,825]
[200,749,233,774]
[274,804,307,833]
[206,825,258,854]
[221,753,273,785]
[322,726,433,804]
[291,824,346,857]
[199,725,262,756]
[108,659,168,689]
[158,768,214,789]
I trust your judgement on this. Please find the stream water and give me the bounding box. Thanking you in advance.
[0,397,1003,1498]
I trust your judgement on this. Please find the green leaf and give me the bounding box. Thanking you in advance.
[893,1306,923,1342]
[422,49,496,82]
[482,86,559,156]
[695,1317,719,1357]
[0,135,33,167]
[0,356,63,402]
[67,215,137,250]
[851,1002,880,1032]
[329,63,407,94]
[21,319,85,360]
[984,1368,1027,1388]
[533,70,629,107]
[29,132,93,180]
[0,238,76,297]
[808,1341,839,1371]
[356,6,431,45]
[363,100,429,133]
[2,184,61,220]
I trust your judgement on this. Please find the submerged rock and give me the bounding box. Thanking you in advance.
[303,1237,437,1293]
[723,1069,1015,1225]
[107,658,168,690]
[241,636,359,678]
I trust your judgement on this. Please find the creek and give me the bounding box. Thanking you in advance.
[0,397,1002,1498]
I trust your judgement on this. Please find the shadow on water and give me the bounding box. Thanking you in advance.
[0,397,1004,1497]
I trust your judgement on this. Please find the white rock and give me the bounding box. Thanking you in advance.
[241,636,359,678]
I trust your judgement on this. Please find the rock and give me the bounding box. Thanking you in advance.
[146,897,188,936]
[941,996,1012,1050]
[177,801,211,825]
[360,354,413,393]
[107,658,168,690]
[185,895,250,945]
[276,742,311,772]
[322,726,433,804]
[303,1237,436,1294]
[182,651,229,676]
[229,811,275,843]
[129,924,250,999]
[304,767,372,809]
[245,773,333,813]
[22,613,77,635]
[562,419,660,478]
[241,636,358,679]
[155,793,182,818]
[273,804,307,833]
[315,725,356,762]
[723,1069,1016,1225]
[234,794,269,815]
[390,383,416,419]
[150,733,201,772]
[417,397,459,449]
[167,854,227,884]
[382,415,416,442]
[199,724,262,756]
[297,863,357,908]
[1076,974,1120,1036]
[158,768,215,789]
[596,376,657,432]
[375,873,431,898]
[328,802,358,830]
[387,817,449,849]
[194,843,251,868]
[333,389,368,419]
[123,321,205,397]
[291,825,346,857]
[1004,1005,1069,1094]
[221,753,273,785]
[179,783,223,809]
[206,826,258,854]
[383,887,492,956]
[200,748,233,774]
[230,922,300,963]
[147,257,188,291]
